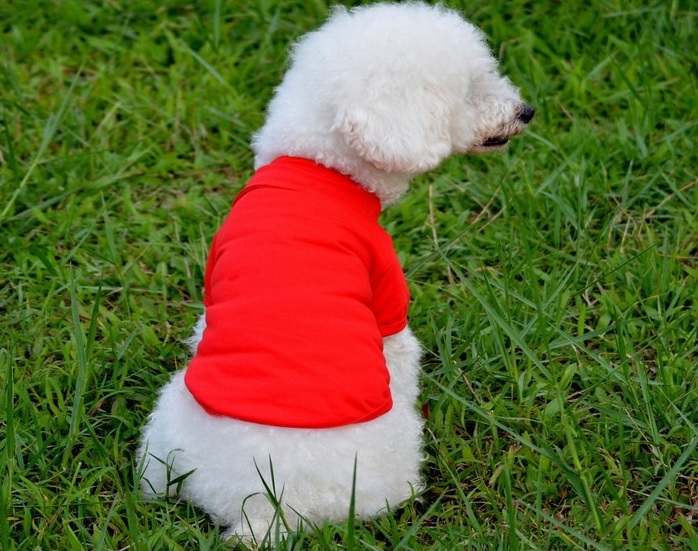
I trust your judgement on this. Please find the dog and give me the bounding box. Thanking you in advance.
[138,1,533,542]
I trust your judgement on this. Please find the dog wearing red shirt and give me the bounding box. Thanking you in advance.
[138,1,533,542]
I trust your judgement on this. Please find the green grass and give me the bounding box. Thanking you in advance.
[1,0,696,549]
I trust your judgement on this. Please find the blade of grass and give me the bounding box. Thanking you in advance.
[520,502,613,551]
[448,257,553,381]
[64,272,90,466]
[428,376,587,501]
[0,67,82,225]
[627,435,698,530]
[0,349,13,551]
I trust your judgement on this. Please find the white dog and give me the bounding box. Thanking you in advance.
[138,1,533,543]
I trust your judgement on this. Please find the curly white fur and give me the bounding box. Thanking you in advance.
[138,1,532,543]
[253,2,532,205]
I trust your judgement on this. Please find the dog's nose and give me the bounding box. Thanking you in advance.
[518,104,535,124]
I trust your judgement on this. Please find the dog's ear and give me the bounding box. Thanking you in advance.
[334,87,452,174]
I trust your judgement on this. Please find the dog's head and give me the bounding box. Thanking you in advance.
[330,3,533,173]
[253,2,533,202]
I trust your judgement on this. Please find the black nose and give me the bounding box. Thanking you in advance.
[519,104,535,124]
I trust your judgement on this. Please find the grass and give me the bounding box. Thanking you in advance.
[1,0,696,549]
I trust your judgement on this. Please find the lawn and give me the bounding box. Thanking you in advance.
[1,0,696,549]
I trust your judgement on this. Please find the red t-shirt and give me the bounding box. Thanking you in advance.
[184,157,409,428]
